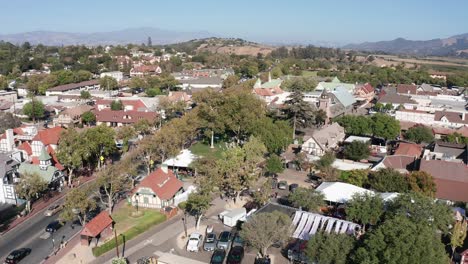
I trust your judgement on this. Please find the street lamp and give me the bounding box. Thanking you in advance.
[182,216,187,237]
[135,199,139,213]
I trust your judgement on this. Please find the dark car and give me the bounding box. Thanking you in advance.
[232,234,245,248]
[45,220,62,233]
[255,256,272,264]
[289,183,299,192]
[210,248,226,264]
[227,246,244,264]
[4,248,31,264]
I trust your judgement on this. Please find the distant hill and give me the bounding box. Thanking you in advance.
[344,33,468,57]
[0,27,215,46]
[195,38,274,56]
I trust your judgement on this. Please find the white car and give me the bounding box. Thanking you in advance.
[186,233,203,252]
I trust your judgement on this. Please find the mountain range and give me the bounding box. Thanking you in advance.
[0,27,215,46]
[344,33,468,57]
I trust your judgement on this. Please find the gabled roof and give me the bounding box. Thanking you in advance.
[48,80,99,92]
[96,99,147,111]
[434,111,468,124]
[357,83,374,94]
[377,93,417,105]
[331,87,356,107]
[372,155,417,172]
[133,168,183,200]
[81,211,113,237]
[32,127,63,146]
[18,163,61,182]
[394,142,422,158]
[94,110,157,124]
[306,123,345,151]
[18,141,32,155]
[397,84,417,95]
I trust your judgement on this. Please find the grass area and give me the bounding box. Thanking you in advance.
[92,206,166,257]
[190,141,227,160]
[302,70,318,77]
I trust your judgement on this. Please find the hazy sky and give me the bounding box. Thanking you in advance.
[1,0,467,44]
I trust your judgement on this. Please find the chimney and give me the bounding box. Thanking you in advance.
[5,129,14,152]
[161,164,168,174]
[462,113,466,121]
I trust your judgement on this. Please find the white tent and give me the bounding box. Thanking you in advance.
[315,182,374,203]
[291,211,360,240]
[163,149,197,168]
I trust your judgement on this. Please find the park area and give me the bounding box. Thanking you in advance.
[189,140,227,160]
[92,205,166,257]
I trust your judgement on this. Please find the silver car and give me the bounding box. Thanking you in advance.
[44,204,62,216]
[203,232,217,251]
[217,231,232,250]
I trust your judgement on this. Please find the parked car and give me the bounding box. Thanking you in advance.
[203,232,217,251]
[217,231,232,250]
[4,248,31,264]
[227,246,244,264]
[255,256,272,264]
[45,220,62,233]
[210,248,226,264]
[44,204,62,217]
[232,234,245,248]
[277,181,288,190]
[186,233,203,252]
[289,183,299,192]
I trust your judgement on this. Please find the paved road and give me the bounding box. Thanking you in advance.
[0,201,81,264]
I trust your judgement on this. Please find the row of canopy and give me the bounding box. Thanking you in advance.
[291,211,360,241]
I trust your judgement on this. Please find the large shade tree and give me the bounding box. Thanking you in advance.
[284,91,315,139]
[306,232,356,264]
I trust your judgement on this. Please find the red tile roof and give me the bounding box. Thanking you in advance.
[361,83,374,94]
[419,159,468,202]
[94,110,157,124]
[397,84,417,95]
[131,65,161,73]
[81,211,113,237]
[394,142,422,158]
[134,168,183,200]
[18,142,32,155]
[382,155,417,171]
[96,99,147,111]
[32,127,63,145]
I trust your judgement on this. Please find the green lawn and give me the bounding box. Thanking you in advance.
[302,71,318,77]
[190,141,227,160]
[92,205,166,257]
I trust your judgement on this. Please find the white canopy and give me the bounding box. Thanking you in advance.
[316,182,374,203]
[163,149,197,168]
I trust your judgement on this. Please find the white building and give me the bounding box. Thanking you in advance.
[100,71,123,82]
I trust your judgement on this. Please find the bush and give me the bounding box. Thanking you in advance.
[344,141,370,161]
[367,168,409,192]
[92,212,166,257]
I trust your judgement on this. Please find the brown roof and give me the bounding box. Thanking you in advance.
[357,83,374,94]
[80,211,113,237]
[377,93,416,105]
[419,159,468,201]
[382,155,417,171]
[18,142,32,155]
[62,105,94,118]
[397,84,417,95]
[134,168,183,200]
[394,142,422,158]
[434,111,468,125]
[48,80,99,92]
[96,99,147,111]
[94,110,157,124]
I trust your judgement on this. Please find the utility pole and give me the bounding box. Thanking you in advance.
[114,228,120,258]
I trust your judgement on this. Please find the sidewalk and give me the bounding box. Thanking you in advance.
[1,174,96,235]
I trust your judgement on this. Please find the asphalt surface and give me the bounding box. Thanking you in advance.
[0,201,81,264]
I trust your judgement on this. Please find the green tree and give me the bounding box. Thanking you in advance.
[404,126,434,143]
[386,192,453,234]
[23,99,45,121]
[373,102,384,112]
[367,168,409,192]
[192,88,225,148]
[334,115,372,136]
[344,141,370,161]
[407,171,436,197]
[315,109,327,126]
[346,193,384,232]
[240,211,292,257]
[222,75,240,88]
[81,111,96,125]
[252,179,273,206]
[56,129,87,186]
[443,132,468,144]
[284,91,315,139]
[110,100,123,110]
[340,169,368,187]
[249,117,292,154]
[0,112,22,134]
[265,154,284,175]
[371,113,400,141]
[288,187,325,212]
[15,172,48,212]
[306,232,356,264]
[145,88,162,97]
[94,163,132,213]
[80,90,91,100]
[116,126,136,152]
[185,193,211,230]
[315,151,336,170]
[83,125,116,168]
[351,216,449,264]
[60,186,96,225]
[450,220,467,261]
[99,76,119,90]
[282,77,317,92]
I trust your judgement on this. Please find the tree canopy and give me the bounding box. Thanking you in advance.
[306,232,356,264]
[288,187,325,212]
[344,141,370,161]
[404,125,434,143]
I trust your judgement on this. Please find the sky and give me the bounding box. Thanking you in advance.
[1,0,467,44]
